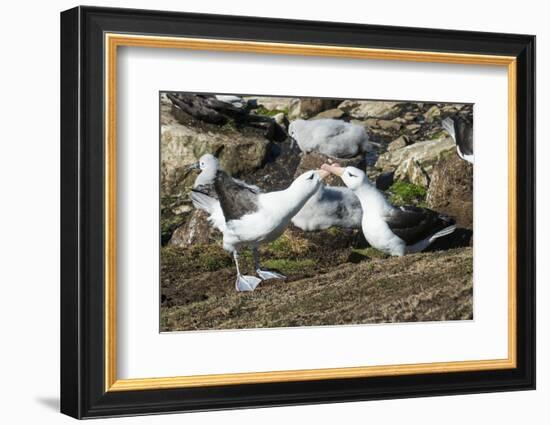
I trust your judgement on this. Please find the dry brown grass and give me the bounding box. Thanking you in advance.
[160,246,473,332]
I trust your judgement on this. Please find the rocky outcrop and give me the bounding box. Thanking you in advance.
[338,100,402,120]
[427,153,473,229]
[247,96,294,112]
[169,209,220,248]
[375,136,455,187]
[288,98,341,120]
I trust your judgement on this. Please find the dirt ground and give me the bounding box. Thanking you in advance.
[160,234,473,331]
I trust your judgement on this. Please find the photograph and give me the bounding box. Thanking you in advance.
[56,4,537,420]
[160,92,474,332]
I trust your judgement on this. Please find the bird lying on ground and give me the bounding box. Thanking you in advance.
[291,182,362,231]
[288,118,371,158]
[321,164,456,256]
[191,168,330,291]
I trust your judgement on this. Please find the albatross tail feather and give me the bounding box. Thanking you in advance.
[406,218,456,254]
[428,223,457,243]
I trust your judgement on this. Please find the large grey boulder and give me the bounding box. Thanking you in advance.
[427,153,473,229]
[338,100,402,120]
[288,98,341,120]
[375,136,455,187]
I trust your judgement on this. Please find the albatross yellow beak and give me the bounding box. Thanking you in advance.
[321,163,344,177]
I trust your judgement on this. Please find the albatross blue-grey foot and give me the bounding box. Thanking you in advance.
[253,248,286,281]
[233,252,262,292]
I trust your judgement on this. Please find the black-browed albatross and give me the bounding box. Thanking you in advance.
[192,168,329,291]
[441,114,474,164]
[321,164,456,256]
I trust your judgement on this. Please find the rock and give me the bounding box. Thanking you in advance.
[312,108,346,120]
[363,118,380,128]
[403,112,418,121]
[338,100,402,120]
[160,103,270,199]
[376,137,456,177]
[288,98,341,120]
[377,119,402,131]
[424,105,441,123]
[387,135,410,151]
[394,158,430,187]
[169,209,220,248]
[427,153,473,229]
[246,96,295,112]
[272,112,286,126]
[405,123,421,132]
[375,171,395,191]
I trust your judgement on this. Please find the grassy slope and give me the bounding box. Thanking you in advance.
[160,243,473,332]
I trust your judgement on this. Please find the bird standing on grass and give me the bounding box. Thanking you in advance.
[192,168,329,291]
[321,164,456,256]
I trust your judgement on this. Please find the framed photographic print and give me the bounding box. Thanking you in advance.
[60,6,536,419]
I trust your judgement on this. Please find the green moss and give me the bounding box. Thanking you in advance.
[388,181,427,206]
[220,119,238,132]
[264,238,292,257]
[326,226,344,236]
[351,247,389,260]
[429,129,448,140]
[262,258,317,274]
[253,106,288,117]
[162,245,232,272]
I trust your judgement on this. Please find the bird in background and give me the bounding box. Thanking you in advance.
[288,118,372,159]
[321,163,456,256]
[441,114,474,164]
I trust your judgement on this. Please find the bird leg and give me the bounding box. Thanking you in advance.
[233,251,261,292]
[253,248,286,280]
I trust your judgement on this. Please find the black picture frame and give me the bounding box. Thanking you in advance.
[61,5,536,419]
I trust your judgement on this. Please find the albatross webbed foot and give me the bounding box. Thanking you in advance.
[235,274,262,292]
[256,269,286,280]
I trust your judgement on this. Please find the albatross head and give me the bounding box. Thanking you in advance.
[321,164,366,191]
[187,153,219,172]
[290,169,330,198]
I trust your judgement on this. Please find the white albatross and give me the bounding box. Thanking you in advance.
[288,118,371,158]
[321,164,456,256]
[192,168,330,291]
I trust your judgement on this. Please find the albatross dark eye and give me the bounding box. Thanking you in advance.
[307,173,315,180]
[347,171,357,177]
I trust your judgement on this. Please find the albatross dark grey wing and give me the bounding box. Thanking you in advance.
[383,205,455,245]
[452,115,473,157]
[214,170,259,221]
